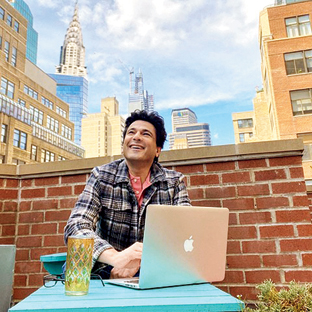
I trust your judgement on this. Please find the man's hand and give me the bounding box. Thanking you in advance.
[98,242,143,278]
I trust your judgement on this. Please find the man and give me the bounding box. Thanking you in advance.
[64,110,190,279]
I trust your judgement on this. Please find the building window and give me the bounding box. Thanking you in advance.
[14,21,19,33]
[41,149,55,162]
[286,15,311,37]
[58,155,66,161]
[285,50,312,75]
[13,129,27,150]
[56,106,67,118]
[11,47,17,67]
[0,7,4,20]
[18,99,26,107]
[0,155,5,163]
[239,133,245,143]
[62,124,72,140]
[41,96,53,109]
[238,118,253,128]
[1,77,15,99]
[0,36,2,49]
[1,124,8,143]
[12,158,25,165]
[24,85,38,100]
[31,145,37,161]
[6,14,12,27]
[29,105,43,125]
[4,41,9,62]
[290,89,312,116]
[47,115,59,133]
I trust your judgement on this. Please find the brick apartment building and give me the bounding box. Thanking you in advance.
[232,0,312,178]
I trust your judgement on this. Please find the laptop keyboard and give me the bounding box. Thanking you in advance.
[125,279,139,284]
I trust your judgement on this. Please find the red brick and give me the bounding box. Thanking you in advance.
[238,184,270,196]
[2,224,16,236]
[13,288,37,300]
[289,167,304,179]
[269,156,302,167]
[44,235,65,247]
[74,185,85,195]
[31,223,57,235]
[285,270,312,282]
[205,187,236,199]
[222,172,251,184]
[3,201,18,211]
[260,225,294,238]
[272,182,306,194]
[238,159,267,169]
[19,212,44,223]
[293,195,310,207]
[239,211,272,224]
[280,238,312,252]
[45,210,71,222]
[223,271,245,283]
[191,199,222,207]
[62,174,87,184]
[228,226,257,239]
[223,198,254,210]
[254,169,286,181]
[47,186,72,197]
[6,179,19,187]
[18,224,30,235]
[0,178,4,186]
[0,189,18,200]
[29,273,45,286]
[15,249,30,261]
[228,286,258,301]
[60,198,77,209]
[205,162,235,172]
[227,255,261,268]
[30,248,58,261]
[242,240,276,253]
[256,196,289,209]
[188,188,204,200]
[33,199,58,210]
[302,253,312,266]
[58,222,67,234]
[21,188,45,199]
[0,212,16,224]
[175,164,204,174]
[21,179,32,187]
[227,241,242,254]
[190,174,219,186]
[245,270,281,283]
[0,237,14,244]
[14,275,27,287]
[35,176,59,186]
[297,224,312,237]
[19,201,31,211]
[263,254,298,267]
[16,236,42,248]
[15,261,41,273]
[229,213,238,225]
[276,209,311,223]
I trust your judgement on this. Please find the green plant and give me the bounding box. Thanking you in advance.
[243,280,312,311]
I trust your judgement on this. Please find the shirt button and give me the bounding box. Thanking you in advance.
[134,179,137,183]
[136,191,139,194]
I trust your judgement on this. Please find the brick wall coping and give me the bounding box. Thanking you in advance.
[0,138,303,179]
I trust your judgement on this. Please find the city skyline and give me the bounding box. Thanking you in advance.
[24,0,274,149]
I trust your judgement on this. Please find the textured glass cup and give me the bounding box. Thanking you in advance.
[65,235,94,296]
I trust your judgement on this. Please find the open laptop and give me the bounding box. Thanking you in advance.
[107,204,229,289]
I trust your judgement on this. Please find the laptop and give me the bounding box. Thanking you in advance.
[107,204,229,289]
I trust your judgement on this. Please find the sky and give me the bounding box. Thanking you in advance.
[24,0,274,150]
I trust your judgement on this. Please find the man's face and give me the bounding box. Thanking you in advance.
[123,120,161,166]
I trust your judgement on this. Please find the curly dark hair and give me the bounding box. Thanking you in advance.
[123,110,167,149]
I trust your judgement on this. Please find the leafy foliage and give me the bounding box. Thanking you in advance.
[243,280,312,311]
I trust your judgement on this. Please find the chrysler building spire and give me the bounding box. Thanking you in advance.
[55,2,87,77]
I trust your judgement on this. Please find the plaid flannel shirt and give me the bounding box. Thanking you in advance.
[64,159,191,266]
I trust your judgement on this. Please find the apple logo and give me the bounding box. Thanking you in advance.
[184,236,194,252]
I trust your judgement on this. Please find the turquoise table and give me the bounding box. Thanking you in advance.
[10,280,243,311]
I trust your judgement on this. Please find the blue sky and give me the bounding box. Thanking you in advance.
[24,0,274,149]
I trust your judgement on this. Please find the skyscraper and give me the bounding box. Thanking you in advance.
[7,0,38,64]
[128,69,154,114]
[169,108,211,149]
[49,2,88,145]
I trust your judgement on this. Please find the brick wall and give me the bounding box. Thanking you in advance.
[1,139,312,304]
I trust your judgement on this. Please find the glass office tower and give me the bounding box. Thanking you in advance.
[49,74,88,145]
[8,0,38,64]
